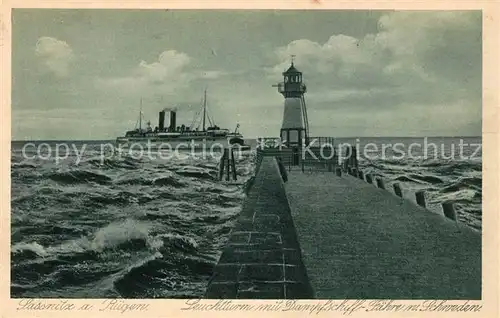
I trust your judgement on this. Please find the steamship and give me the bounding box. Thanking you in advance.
[116,90,249,150]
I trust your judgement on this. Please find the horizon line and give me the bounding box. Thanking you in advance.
[11,135,483,142]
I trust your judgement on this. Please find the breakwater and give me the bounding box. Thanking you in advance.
[205,149,481,299]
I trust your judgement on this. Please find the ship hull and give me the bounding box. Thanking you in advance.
[115,136,250,151]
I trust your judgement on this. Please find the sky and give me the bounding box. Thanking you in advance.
[11,9,482,140]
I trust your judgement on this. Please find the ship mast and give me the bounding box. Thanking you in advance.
[139,97,143,131]
[202,89,207,131]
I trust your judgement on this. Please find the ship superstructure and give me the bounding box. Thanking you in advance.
[116,90,247,149]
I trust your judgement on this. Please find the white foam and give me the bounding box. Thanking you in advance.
[12,242,48,257]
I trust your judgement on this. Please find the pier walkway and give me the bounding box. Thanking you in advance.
[285,171,481,299]
[205,157,313,299]
[205,157,481,299]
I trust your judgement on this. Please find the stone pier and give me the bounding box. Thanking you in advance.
[205,157,313,299]
[205,157,481,299]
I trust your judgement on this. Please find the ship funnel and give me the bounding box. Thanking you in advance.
[163,107,178,112]
[169,111,177,132]
[159,111,166,131]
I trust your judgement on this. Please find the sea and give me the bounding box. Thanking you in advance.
[10,136,482,298]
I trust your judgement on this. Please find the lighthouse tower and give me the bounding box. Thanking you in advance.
[274,58,309,148]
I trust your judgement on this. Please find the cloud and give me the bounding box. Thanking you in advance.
[35,36,74,77]
[261,11,481,137]
[95,49,231,106]
[199,70,226,79]
[96,49,199,96]
[138,50,191,82]
[272,35,374,76]
[13,11,480,139]
[270,11,479,83]
[268,11,480,115]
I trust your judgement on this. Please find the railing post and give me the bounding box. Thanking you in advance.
[352,168,357,176]
[416,190,426,208]
[442,202,457,221]
[351,146,358,169]
[335,167,342,177]
[366,174,373,184]
[393,183,403,197]
[230,148,237,181]
[358,170,364,180]
[225,148,230,181]
[376,177,385,189]
[218,149,226,181]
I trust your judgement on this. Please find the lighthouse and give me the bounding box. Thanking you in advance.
[274,58,309,149]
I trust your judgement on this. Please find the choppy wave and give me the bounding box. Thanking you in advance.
[175,166,216,180]
[48,170,113,185]
[441,176,482,193]
[11,143,252,298]
[11,139,481,297]
[360,156,482,230]
[115,174,186,187]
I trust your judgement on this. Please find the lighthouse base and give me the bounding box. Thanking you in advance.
[280,128,305,147]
